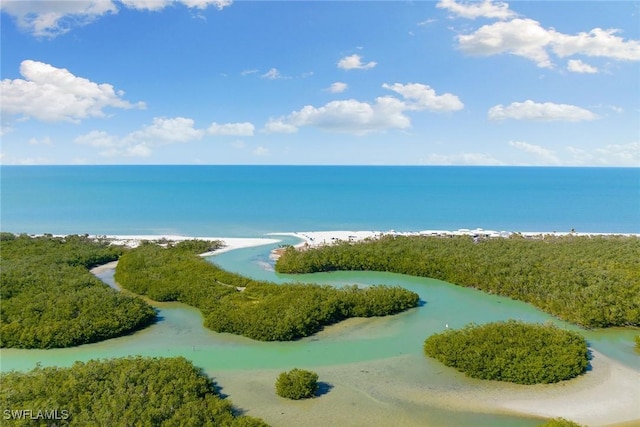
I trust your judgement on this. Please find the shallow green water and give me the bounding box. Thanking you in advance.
[1,241,638,426]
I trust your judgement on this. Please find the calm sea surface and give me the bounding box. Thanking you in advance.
[1,166,639,426]
[1,165,638,235]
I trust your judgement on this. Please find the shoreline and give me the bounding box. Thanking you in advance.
[269,228,640,249]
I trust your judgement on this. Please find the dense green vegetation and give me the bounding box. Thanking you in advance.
[635,335,640,351]
[538,418,584,427]
[275,235,640,328]
[114,242,419,341]
[275,369,319,400]
[423,320,589,384]
[0,233,156,349]
[0,356,267,426]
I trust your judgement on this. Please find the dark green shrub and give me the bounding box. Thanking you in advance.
[424,320,589,384]
[0,356,267,426]
[538,418,584,427]
[275,368,319,400]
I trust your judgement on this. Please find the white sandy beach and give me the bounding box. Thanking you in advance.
[87,234,281,255]
[271,228,640,250]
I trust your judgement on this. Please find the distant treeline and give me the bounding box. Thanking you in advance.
[275,234,640,328]
[424,320,589,384]
[0,356,268,426]
[115,242,419,341]
[0,233,156,349]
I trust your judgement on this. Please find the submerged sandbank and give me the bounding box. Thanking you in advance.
[211,349,639,427]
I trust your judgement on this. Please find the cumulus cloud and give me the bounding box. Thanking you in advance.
[458,18,554,67]
[552,28,640,61]
[337,54,377,70]
[75,116,204,157]
[382,83,464,112]
[508,140,560,165]
[0,60,145,123]
[436,0,516,20]
[456,13,640,68]
[488,100,598,122]
[566,59,598,74]
[327,82,348,93]
[207,122,254,136]
[263,119,298,134]
[1,0,232,37]
[264,82,463,135]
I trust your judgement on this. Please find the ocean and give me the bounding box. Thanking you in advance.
[1,165,638,235]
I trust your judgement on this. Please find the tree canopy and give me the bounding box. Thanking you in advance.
[0,356,267,426]
[114,242,420,341]
[423,320,589,384]
[275,234,640,328]
[0,233,156,349]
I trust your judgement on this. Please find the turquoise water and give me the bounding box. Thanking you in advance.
[1,166,638,426]
[1,166,638,235]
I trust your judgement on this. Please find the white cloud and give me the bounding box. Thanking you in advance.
[28,136,53,145]
[207,122,254,136]
[128,117,204,143]
[265,82,464,135]
[552,28,640,61]
[488,100,598,122]
[1,0,231,37]
[337,54,377,70]
[252,146,269,156]
[263,119,298,134]
[566,59,598,74]
[241,69,259,76]
[261,68,285,80]
[178,0,232,10]
[1,60,145,123]
[508,140,560,165]
[436,0,516,20]
[327,82,348,93]
[0,1,118,37]
[458,18,554,68]
[567,142,640,166]
[270,97,409,136]
[118,0,171,11]
[456,15,640,68]
[382,83,464,112]
[422,152,503,165]
[75,116,204,157]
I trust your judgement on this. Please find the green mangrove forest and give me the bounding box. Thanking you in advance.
[0,233,156,349]
[275,234,640,328]
[423,320,589,384]
[0,356,267,426]
[114,241,420,341]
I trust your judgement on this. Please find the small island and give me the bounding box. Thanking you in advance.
[424,320,589,384]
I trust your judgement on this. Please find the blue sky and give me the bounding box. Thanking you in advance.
[1,0,639,165]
